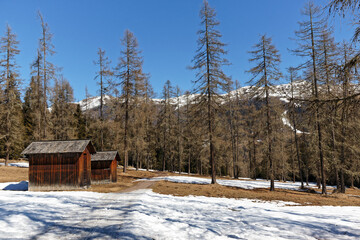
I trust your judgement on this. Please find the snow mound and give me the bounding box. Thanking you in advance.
[0,181,28,191]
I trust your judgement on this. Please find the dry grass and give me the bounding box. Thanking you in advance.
[87,169,160,193]
[152,181,360,206]
[0,166,28,182]
[0,159,28,164]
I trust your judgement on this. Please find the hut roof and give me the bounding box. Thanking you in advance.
[21,140,96,155]
[91,151,120,162]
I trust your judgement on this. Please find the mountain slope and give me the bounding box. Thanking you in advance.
[76,80,310,111]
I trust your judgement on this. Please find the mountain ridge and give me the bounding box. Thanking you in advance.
[75,80,310,111]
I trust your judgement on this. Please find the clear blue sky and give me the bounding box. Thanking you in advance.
[0,0,354,101]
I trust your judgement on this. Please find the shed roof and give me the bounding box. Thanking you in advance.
[21,140,96,155]
[91,151,120,162]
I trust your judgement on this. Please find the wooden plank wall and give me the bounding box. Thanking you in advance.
[28,147,92,190]
[91,160,113,183]
[78,147,91,187]
[29,153,81,190]
[110,159,117,182]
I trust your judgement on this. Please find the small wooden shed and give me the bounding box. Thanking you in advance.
[21,140,96,191]
[91,151,119,183]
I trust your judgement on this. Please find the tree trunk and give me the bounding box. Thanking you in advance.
[309,7,326,194]
[188,152,191,174]
[290,76,304,188]
[252,137,257,180]
[205,12,216,184]
[262,38,274,191]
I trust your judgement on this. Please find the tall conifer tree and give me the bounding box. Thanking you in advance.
[292,2,328,194]
[94,48,112,150]
[0,25,23,164]
[246,35,281,191]
[50,77,75,140]
[116,30,144,172]
[191,0,230,184]
[38,11,55,139]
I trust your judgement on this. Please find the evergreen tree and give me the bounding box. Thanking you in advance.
[23,80,36,145]
[0,24,23,164]
[75,104,86,139]
[49,77,75,140]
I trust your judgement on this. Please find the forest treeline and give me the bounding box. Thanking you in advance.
[1,1,360,193]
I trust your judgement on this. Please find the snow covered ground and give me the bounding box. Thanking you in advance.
[141,175,323,191]
[0,184,359,240]
[0,173,354,239]
[0,162,29,168]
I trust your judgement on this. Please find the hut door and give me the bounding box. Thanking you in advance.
[83,153,89,186]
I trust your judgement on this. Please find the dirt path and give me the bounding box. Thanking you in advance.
[119,180,156,193]
[117,171,169,193]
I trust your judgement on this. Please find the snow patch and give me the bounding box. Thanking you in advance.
[0,162,29,168]
[281,110,309,134]
[140,175,321,191]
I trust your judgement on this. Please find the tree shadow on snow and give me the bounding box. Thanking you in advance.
[0,194,151,240]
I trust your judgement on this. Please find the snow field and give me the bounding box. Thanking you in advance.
[0,186,359,239]
[141,175,322,191]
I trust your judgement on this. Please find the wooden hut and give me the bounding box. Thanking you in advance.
[91,151,119,183]
[21,140,96,191]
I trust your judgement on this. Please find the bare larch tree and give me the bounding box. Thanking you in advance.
[94,48,112,151]
[191,0,230,184]
[38,11,55,139]
[246,35,281,191]
[116,30,144,173]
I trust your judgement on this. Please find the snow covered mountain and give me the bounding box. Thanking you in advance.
[76,95,112,111]
[76,81,310,111]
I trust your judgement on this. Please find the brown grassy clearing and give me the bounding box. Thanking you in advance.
[0,165,28,182]
[1,164,360,206]
[0,159,28,164]
[152,181,360,206]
